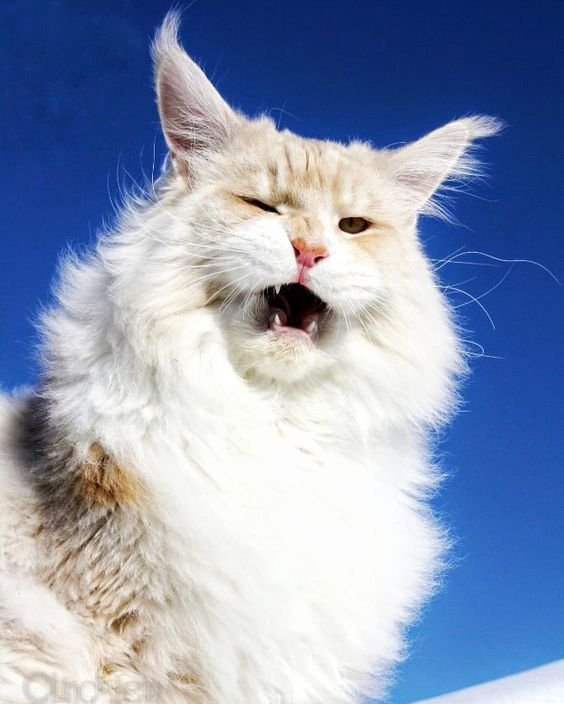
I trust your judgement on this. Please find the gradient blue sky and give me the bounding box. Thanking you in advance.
[1,2,563,701]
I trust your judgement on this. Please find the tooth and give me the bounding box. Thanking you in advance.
[269,310,287,328]
[274,285,281,295]
[305,319,318,334]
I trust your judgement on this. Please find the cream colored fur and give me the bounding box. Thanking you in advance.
[0,13,500,704]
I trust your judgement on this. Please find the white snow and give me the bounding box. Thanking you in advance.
[411,660,564,703]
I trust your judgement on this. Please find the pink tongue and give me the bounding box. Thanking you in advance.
[268,308,320,335]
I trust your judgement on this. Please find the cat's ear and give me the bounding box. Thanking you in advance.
[387,116,502,218]
[152,13,240,177]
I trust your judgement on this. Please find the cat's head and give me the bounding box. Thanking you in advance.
[150,14,499,384]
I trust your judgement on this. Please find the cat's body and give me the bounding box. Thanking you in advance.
[0,14,499,704]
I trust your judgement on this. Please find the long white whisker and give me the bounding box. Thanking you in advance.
[435,249,560,283]
[456,266,514,308]
[203,271,253,308]
[444,285,496,329]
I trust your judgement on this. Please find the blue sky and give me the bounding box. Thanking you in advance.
[1,1,563,701]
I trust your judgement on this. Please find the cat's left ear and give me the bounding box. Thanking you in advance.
[152,13,241,178]
[387,116,502,217]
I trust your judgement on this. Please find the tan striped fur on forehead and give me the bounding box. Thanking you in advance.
[220,122,395,221]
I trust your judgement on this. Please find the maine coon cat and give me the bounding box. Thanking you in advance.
[0,13,500,704]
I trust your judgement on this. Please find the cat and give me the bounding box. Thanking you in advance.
[0,12,500,704]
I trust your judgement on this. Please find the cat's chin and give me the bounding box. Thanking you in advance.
[231,331,337,383]
[220,306,337,385]
[218,282,342,382]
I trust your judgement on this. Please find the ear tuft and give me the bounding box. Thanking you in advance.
[388,116,504,219]
[152,12,240,174]
[152,9,183,63]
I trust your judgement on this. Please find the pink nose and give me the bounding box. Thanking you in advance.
[292,237,329,268]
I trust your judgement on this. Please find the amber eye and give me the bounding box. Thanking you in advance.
[240,196,279,214]
[338,217,370,235]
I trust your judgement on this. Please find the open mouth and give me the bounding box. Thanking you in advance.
[263,283,330,338]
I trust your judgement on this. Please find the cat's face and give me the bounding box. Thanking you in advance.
[152,14,498,382]
[182,123,413,381]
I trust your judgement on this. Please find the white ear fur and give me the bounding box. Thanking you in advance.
[388,116,502,218]
[152,12,240,173]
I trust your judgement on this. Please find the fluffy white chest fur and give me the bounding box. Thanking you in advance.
[0,12,499,704]
[132,358,437,703]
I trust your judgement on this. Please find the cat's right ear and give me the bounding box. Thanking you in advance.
[387,116,502,219]
[152,13,240,179]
